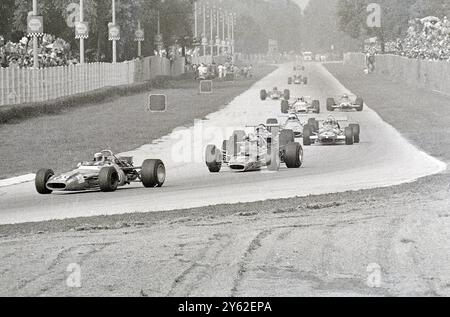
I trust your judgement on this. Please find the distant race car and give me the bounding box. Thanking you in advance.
[288,74,308,85]
[281,96,320,114]
[327,94,364,112]
[260,87,290,100]
[35,150,166,194]
[302,115,361,146]
[205,125,303,172]
[266,113,317,138]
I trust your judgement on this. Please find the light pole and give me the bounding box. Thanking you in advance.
[79,0,85,64]
[112,0,117,63]
[210,5,214,57]
[202,4,206,56]
[216,7,220,56]
[137,21,142,57]
[32,0,38,68]
[194,0,198,39]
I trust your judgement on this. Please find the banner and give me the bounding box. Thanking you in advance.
[75,22,89,39]
[27,15,44,37]
[108,24,121,41]
[134,29,145,42]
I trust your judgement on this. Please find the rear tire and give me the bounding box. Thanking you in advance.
[303,77,308,85]
[303,125,312,146]
[327,98,335,112]
[350,124,360,143]
[99,166,120,192]
[280,129,295,148]
[345,127,354,145]
[281,100,289,114]
[308,118,319,133]
[260,89,267,101]
[205,145,222,173]
[35,168,54,195]
[284,142,303,168]
[312,100,320,113]
[355,97,364,111]
[288,77,292,85]
[141,159,166,187]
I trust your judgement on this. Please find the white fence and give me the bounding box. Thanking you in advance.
[0,56,186,107]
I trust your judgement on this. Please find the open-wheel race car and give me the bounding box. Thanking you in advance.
[260,87,290,101]
[302,116,361,146]
[288,74,308,85]
[205,125,303,173]
[281,96,320,114]
[35,150,166,194]
[266,113,316,138]
[326,94,364,112]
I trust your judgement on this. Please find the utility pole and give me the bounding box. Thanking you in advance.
[222,10,225,55]
[112,0,117,63]
[32,0,38,68]
[202,4,206,56]
[216,7,220,56]
[194,0,198,38]
[210,5,214,56]
[137,21,142,57]
[80,0,85,64]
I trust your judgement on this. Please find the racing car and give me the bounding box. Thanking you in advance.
[288,74,308,85]
[266,113,318,138]
[281,96,320,114]
[205,125,303,172]
[302,116,360,146]
[35,150,166,194]
[326,94,364,112]
[260,87,290,101]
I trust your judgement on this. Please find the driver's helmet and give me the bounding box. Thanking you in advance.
[288,113,297,120]
[299,96,305,102]
[324,115,337,126]
[342,94,349,101]
[273,87,278,91]
[94,153,103,162]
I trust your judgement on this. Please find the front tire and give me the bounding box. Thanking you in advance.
[350,124,360,143]
[327,98,335,112]
[303,125,312,146]
[312,100,320,113]
[205,145,222,173]
[281,100,289,114]
[141,159,166,188]
[355,97,364,111]
[35,168,54,194]
[284,89,290,100]
[260,89,267,101]
[284,142,303,168]
[99,166,120,192]
[345,127,354,145]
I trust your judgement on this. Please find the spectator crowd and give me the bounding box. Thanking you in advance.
[0,34,78,68]
[192,62,253,80]
[384,16,450,61]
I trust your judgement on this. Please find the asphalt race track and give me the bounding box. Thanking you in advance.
[0,63,445,224]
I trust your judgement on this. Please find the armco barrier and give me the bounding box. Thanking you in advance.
[343,52,450,95]
[0,56,185,107]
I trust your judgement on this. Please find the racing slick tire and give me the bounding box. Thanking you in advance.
[280,129,295,148]
[355,97,364,112]
[303,77,308,85]
[99,166,120,192]
[266,118,279,125]
[288,77,292,85]
[312,100,320,114]
[327,98,335,112]
[284,89,290,100]
[349,124,360,143]
[345,127,354,145]
[303,125,312,146]
[205,145,222,173]
[35,168,54,194]
[308,118,319,133]
[141,159,166,187]
[284,142,303,168]
[281,100,289,114]
[260,89,267,100]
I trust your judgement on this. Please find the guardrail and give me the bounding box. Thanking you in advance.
[0,56,185,107]
[344,52,450,95]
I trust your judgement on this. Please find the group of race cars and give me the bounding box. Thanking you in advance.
[205,65,364,174]
[34,64,364,194]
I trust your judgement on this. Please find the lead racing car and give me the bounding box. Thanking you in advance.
[326,94,364,112]
[205,125,303,172]
[260,87,290,101]
[266,113,317,138]
[35,150,166,194]
[281,96,320,114]
[302,115,361,146]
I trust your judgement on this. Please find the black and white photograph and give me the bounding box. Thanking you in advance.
[0,0,449,300]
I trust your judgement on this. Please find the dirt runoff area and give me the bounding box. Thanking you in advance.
[1,62,450,297]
